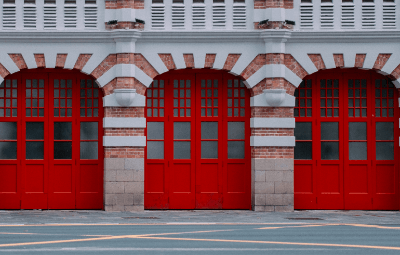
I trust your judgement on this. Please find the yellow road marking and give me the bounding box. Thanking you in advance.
[132,236,400,251]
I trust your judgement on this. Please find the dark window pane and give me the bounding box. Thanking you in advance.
[228,122,244,140]
[0,122,17,140]
[147,122,164,140]
[80,142,98,159]
[376,142,393,160]
[174,141,191,159]
[295,142,312,160]
[228,141,244,159]
[321,142,339,160]
[54,142,72,159]
[26,142,44,159]
[54,122,72,140]
[0,142,17,159]
[26,122,44,140]
[80,122,98,140]
[201,122,218,139]
[349,122,367,140]
[349,142,367,160]
[376,122,393,140]
[201,141,218,159]
[321,122,338,140]
[295,122,312,140]
[147,141,164,159]
[174,122,190,140]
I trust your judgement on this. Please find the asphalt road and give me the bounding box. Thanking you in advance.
[0,210,399,254]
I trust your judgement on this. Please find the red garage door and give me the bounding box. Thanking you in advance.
[0,69,103,209]
[145,70,251,209]
[294,69,399,210]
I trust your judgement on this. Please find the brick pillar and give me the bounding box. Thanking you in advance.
[254,0,294,30]
[105,0,144,30]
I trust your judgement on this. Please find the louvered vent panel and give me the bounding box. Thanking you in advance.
[172,4,185,29]
[341,3,355,28]
[362,3,375,28]
[232,3,246,29]
[192,4,205,29]
[43,4,57,29]
[382,3,396,29]
[84,4,98,29]
[320,4,334,29]
[300,4,313,29]
[2,4,16,29]
[24,4,37,29]
[212,4,226,28]
[151,4,165,30]
[64,4,77,28]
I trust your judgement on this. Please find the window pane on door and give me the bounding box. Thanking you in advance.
[174,122,190,140]
[321,142,339,160]
[228,141,244,159]
[0,122,17,139]
[54,122,72,140]
[201,141,218,159]
[376,142,394,160]
[147,141,164,159]
[201,122,218,139]
[80,122,98,140]
[295,142,312,159]
[228,122,244,140]
[349,122,367,140]
[376,122,393,140]
[349,142,367,160]
[26,122,44,140]
[321,122,338,140]
[26,142,44,159]
[54,142,72,159]
[80,141,98,159]
[147,122,164,140]
[0,142,17,159]
[294,122,311,140]
[174,141,191,159]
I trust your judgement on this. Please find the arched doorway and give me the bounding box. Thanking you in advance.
[294,69,399,210]
[145,69,251,209]
[0,69,103,209]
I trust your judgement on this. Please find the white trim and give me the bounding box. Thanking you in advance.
[141,52,168,74]
[0,52,19,74]
[103,93,146,107]
[320,52,335,69]
[343,52,356,68]
[82,52,112,75]
[103,117,146,128]
[64,52,80,70]
[21,52,36,69]
[97,65,116,87]
[393,78,400,88]
[230,51,260,77]
[103,136,146,147]
[246,64,302,88]
[363,52,380,70]
[213,52,229,70]
[250,136,295,147]
[194,52,206,69]
[250,118,295,128]
[381,53,400,76]
[251,93,295,107]
[135,66,153,87]
[289,52,317,75]
[44,51,57,68]
[116,64,135,77]
[171,52,185,69]
[105,8,136,23]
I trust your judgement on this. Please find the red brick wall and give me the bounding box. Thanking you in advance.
[103,78,147,96]
[373,54,392,71]
[135,54,159,79]
[223,54,241,71]
[0,63,10,78]
[284,54,308,79]
[251,147,294,158]
[8,54,27,70]
[251,107,293,118]
[333,54,344,68]
[34,54,46,68]
[183,54,195,68]
[254,0,293,9]
[355,54,366,68]
[390,64,400,80]
[91,54,117,79]
[55,54,67,68]
[251,128,294,136]
[74,54,92,71]
[104,107,145,118]
[308,54,326,71]
[104,128,145,136]
[251,78,296,97]
[204,54,216,68]
[159,54,176,70]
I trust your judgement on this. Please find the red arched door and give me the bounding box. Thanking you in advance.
[145,69,251,209]
[294,69,399,210]
[0,69,103,209]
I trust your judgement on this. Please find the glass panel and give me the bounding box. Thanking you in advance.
[228,141,244,159]
[376,142,394,160]
[201,141,218,159]
[349,122,367,140]
[26,122,44,140]
[26,142,44,159]
[321,122,338,140]
[54,142,72,159]
[147,141,164,159]
[201,122,218,139]
[0,122,17,140]
[54,122,72,140]
[349,142,367,160]
[376,122,393,140]
[294,122,311,140]
[80,142,98,159]
[174,141,191,159]
[174,122,190,140]
[294,142,312,160]
[80,122,98,140]
[228,122,244,140]
[147,122,164,140]
[0,142,17,159]
[321,142,339,160]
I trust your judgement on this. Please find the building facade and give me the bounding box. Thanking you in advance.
[0,0,399,211]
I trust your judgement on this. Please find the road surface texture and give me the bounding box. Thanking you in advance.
[0,210,399,254]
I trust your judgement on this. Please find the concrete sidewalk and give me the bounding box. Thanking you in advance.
[0,210,399,225]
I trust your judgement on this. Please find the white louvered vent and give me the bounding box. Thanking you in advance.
[300,3,313,29]
[23,2,37,29]
[151,3,165,30]
[232,3,246,29]
[362,3,376,28]
[320,3,334,29]
[212,3,226,28]
[341,3,355,28]
[43,3,57,29]
[2,3,16,29]
[382,3,396,29]
[84,1,98,29]
[172,3,185,29]
[192,3,205,29]
[64,2,77,28]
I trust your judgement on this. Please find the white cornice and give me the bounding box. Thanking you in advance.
[288,31,400,43]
